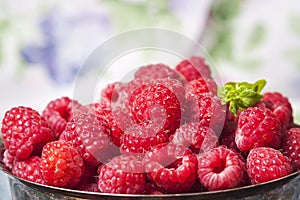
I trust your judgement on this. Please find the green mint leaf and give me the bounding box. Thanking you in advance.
[218,79,267,116]
[252,79,266,93]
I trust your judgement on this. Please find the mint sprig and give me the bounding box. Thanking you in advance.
[218,79,266,116]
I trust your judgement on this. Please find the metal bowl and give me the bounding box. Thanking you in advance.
[1,161,299,200]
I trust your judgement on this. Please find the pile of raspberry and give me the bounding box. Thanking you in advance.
[1,56,299,195]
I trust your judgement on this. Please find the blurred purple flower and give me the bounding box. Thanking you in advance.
[21,7,111,83]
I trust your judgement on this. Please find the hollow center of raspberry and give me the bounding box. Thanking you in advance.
[212,160,226,173]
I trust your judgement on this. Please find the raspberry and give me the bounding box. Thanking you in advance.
[144,182,164,195]
[175,56,212,82]
[197,146,246,191]
[77,183,99,192]
[1,106,54,160]
[188,94,226,132]
[2,150,15,169]
[246,147,292,184]
[185,78,218,97]
[100,82,122,105]
[261,92,293,131]
[261,92,292,108]
[59,113,115,167]
[42,96,82,138]
[12,156,44,184]
[121,122,169,155]
[129,78,185,135]
[79,163,98,185]
[112,78,148,111]
[97,155,146,194]
[235,106,282,152]
[143,143,198,193]
[107,109,131,147]
[105,79,149,145]
[81,101,132,147]
[134,63,180,80]
[75,102,127,147]
[219,106,239,151]
[41,140,84,188]
[281,128,300,171]
[171,122,218,153]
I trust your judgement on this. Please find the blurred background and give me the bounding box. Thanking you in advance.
[1,0,300,198]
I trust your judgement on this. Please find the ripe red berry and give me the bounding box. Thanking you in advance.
[42,96,82,138]
[261,92,293,131]
[188,94,226,132]
[185,78,218,97]
[235,106,282,152]
[121,122,169,155]
[2,150,15,169]
[77,183,100,192]
[219,106,239,151]
[134,63,181,81]
[171,122,218,153]
[106,79,149,145]
[246,147,292,184]
[143,143,198,193]
[281,127,300,171]
[100,82,122,106]
[41,140,84,188]
[12,156,44,184]
[129,79,185,135]
[59,113,115,167]
[197,146,246,191]
[97,155,146,194]
[1,106,54,160]
[175,56,212,82]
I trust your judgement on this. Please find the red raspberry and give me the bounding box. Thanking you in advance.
[188,94,226,132]
[129,78,185,135]
[41,140,84,188]
[2,150,15,169]
[104,79,149,145]
[59,113,115,167]
[75,102,129,147]
[97,155,146,194]
[144,182,164,195]
[134,63,181,80]
[112,79,148,111]
[143,143,198,193]
[185,78,218,97]
[74,102,112,125]
[107,108,131,147]
[82,100,133,147]
[12,156,44,184]
[175,56,212,82]
[42,96,82,138]
[76,162,98,187]
[171,122,218,153]
[100,82,122,105]
[121,122,169,155]
[219,106,239,151]
[281,128,300,171]
[246,147,292,184]
[261,92,293,131]
[197,146,246,191]
[77,183,100,192]
[261,92,292,109]
[235,106,282,152]
[1,106,54,160]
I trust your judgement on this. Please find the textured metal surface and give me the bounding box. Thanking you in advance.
[1,162,299,200]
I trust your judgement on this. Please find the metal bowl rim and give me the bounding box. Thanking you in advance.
[1,161,299,198]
